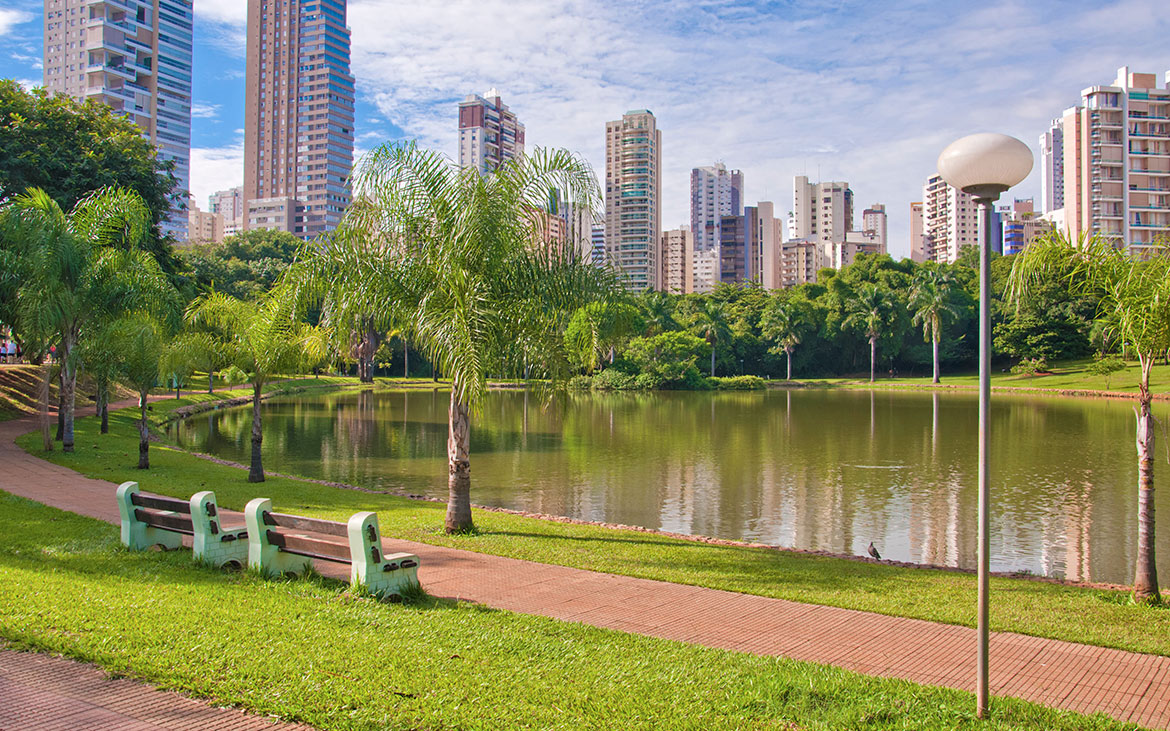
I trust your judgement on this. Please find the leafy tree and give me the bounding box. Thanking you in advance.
[186,289,327,482]
[625,331,709,386]
[177,229,304,301]
[910,268,961,384]
[314,142,619,532]
[842,282,896,383]
[759,295,811,380]
[1009,232,1168,604]
[1086,352,1126,389]
[564,301,643,373]
[640,290,679,335]
[0,80,178,268]
[2,187,177,451]
[689,299,732,377]
[112,313,166,469]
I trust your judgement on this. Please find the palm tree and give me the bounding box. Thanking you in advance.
[3,187,176,452]
[1009,232,1167,604]
[641,290,678,336]
[112,313,165,469]
[186,289,327,482]
[564,300,643,373]
[842,282,895,383]
[910,269,961,384]
[759,296,810,381]
[329,141,618,533]
[690,299,732,377]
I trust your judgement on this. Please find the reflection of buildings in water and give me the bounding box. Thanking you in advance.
[658,460,697,535]
[788,465,851,555]
[1038,480,1094,582]
[932,392,939,456]
[908,468,966,569]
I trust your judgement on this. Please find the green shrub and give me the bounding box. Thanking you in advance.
[1011,357,1049,376]
[633,372,663,390]
[568,375,593,390]
[592,369,637,391]
[1086,352,1126,389]
[709,375,767,390]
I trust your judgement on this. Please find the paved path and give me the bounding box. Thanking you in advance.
[2,410,1169,729]
[0,647,314,730]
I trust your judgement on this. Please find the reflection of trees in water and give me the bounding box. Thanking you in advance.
[179,389,1168,583]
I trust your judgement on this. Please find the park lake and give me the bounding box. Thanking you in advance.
[167,387,1169,586]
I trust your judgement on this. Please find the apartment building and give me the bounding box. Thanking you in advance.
[604,110,662,291]
[790,176,853,244]
[209,186,245,238]
[43,0,193,240]
[590,223,606,266]
[660,226,694,294]
[1001,199,1053,256]
[921,173,980,263]
[690,162,743,251]
[243,0,355,239]
[458,89,525,175]
[187,196,223,245]
[861,204,887,251]
[909,202,927,262]
[692,249,720,294]
[1046,67,1170,254]
[1039,119,1065,215]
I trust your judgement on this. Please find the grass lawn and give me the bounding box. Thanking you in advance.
[15,391,1170,659]
[0,493,1141,731]
[794,359,1170,397]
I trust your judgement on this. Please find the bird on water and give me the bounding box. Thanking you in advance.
[867,542,881,560]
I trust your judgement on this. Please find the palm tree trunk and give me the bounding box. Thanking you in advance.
[1134,357,1160,603]
[248,381,265,482]
[869,336,876,383]
[137,392,150,469]
[710,343,716,377]
[786,347,793,381]
[445,381,473,533]
[55,378,64,442]
[208,370,215,393]
[403,340,409,379]
[61,341,76,453]
[932,334,941,384]
[98,383,109,434]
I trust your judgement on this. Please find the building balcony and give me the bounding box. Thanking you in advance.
[1131,222,1170,229]
[1131,169,1170,176]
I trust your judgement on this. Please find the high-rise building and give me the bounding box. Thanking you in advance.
[689,163,743,252]
[590,223,606,266]
[790,176,853,244]
[209,186,245,238]
[1001,199,1053,256]
[458,89,525,175]
[1049,66,1170,254]
[861,204,887,251]
[243,0,355,239]
[604,110,661,291]
[187,196,223,245]
[692,249,720,294]
[1039,119,1065,215]
[909,202,927,262]
[922,173,980,264]
[660,226,693,294]
[43,0,193,241]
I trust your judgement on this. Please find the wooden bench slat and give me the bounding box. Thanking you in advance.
[130,493,191,514]
[265,512,347,538]
[134,508,194,535]
[266,530,352,562]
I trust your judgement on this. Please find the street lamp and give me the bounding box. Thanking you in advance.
[937,132,1032,721]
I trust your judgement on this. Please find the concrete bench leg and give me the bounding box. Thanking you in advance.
[348,511,420,598]
[190,491,249,569]
[244,497,312,577]
[116,482,182,552]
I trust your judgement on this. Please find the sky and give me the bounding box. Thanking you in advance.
[3,0,1170,258]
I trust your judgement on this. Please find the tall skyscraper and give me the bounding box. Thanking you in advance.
[861,204,887,251]
[244,0,355,238]
[42,0,193,241]
[660,226,693,294]
[605,110,661,291]
[1039,119,1065,216]
[690,163,743,251]
[922,173,980,264]
[790,176,853,244]
[909,202,927,262]
[458,90,525,175]
[1048,66,1170,254]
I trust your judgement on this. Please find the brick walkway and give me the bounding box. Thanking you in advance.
[2,410,1169,729]
[0,647,314,730]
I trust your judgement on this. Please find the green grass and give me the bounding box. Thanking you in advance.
[0,494,1141,730]
[16,395,1170,659]
[794,359,1170,396]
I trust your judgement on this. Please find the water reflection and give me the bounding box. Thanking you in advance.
[168,388,1169,584]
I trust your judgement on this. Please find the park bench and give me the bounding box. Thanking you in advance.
[243,497,419,599]
[115,482,249,568]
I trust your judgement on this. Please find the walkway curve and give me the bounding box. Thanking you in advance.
[1,408,1168,729]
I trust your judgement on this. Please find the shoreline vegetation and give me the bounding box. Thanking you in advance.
[12,375,1170,659]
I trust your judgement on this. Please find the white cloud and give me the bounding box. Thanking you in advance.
[189,137,245,209]
[16,78,38,91]
[191,102,221,119]
[0,9,33,36]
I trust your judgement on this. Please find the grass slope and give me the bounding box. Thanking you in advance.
[15,392,1170,658]
[0,493,1140,730]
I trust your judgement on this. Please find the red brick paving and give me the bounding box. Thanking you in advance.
[0,647,314,730]
[1,407,1168,729]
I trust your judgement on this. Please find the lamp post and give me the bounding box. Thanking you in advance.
[937,133,1032,720]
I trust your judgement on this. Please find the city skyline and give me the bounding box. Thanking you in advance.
[3,1,1170,255]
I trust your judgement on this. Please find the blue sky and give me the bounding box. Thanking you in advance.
[3,0,1170,257]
